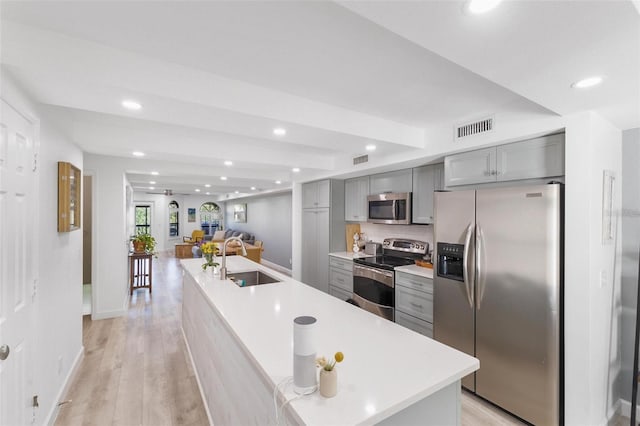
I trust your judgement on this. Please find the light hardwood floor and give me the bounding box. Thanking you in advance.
[57,252,623,426]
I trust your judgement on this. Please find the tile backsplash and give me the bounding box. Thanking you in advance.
[358,223,433,255]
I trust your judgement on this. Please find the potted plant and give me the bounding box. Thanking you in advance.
[131,233,156,254]
[316,351,344,398]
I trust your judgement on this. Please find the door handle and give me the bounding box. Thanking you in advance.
[463,223,475,309]
[476,223,486,310]
[0,344,9,360]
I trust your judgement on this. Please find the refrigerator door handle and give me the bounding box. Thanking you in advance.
[476,223,486,310]
[463,223,475,309]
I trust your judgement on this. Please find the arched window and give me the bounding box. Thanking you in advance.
[169,200,179,237]
[200,202,222,235]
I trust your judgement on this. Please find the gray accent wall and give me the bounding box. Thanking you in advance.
[224,191,292,269]
[622,128,640,403]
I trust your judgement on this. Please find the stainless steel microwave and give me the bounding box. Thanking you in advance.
[367,192,411,224]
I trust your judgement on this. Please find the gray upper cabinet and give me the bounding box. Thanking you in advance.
[444,147,496,187]
[496,134,564,182]
[302,179,331,209]
[412,163,443,224]
[444,133,565,187]
[369,169,413,195]
[344,176,369,222]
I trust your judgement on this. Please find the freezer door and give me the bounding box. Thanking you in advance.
[475,184,561,425]
[433,190,476,391]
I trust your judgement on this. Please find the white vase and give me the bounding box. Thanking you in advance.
[319,368,337,398]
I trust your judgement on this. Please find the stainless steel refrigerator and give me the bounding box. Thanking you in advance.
[434,184,562,426]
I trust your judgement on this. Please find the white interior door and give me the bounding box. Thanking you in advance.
[0,99,37,425]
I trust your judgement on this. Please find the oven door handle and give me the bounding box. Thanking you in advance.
[353,264,394,288]
[463,223,475,309]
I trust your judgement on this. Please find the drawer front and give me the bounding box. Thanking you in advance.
[395,285,433,322]
[329,256,352,272]
[396,271,433,294]
[329,268,353,293]
[329,285,352,302]
[395,311,433,339]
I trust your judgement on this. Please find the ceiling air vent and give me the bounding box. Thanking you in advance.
[353,154,369,165]
[455,116,494,139]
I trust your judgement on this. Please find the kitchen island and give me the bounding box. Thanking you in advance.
[181,257,478,425]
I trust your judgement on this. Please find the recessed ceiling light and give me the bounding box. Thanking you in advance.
[465,0,502,14]
[132,151,145,157]
[235,190,239,194]
[251,186,256,190]
[292,167,301,173]
[224,160,233,166]
[122,100,142,110]
[149,181,156,184]
[275,180,282,184]
[571,76,604,89]
[151,171,159,175]
[149,186,155,190]
[365,144,377,151]
[205,184,211,188]
[220,176,227,181]
[206,192,210,195]
[195,189,201,192]
[273,127,287,136]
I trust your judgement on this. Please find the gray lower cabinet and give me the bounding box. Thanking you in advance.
[444,133,565,187]
[412,163,443,224]
[394,271,433,338]
[329,255,353,298]
[301,180,345,293]
[369,169,412,195]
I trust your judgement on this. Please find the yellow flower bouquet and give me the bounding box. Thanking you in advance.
[201,242,220,271]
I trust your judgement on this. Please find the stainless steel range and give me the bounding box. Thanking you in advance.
[352,238,428,321]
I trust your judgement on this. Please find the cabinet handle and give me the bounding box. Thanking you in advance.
[336,276,344,283]
[484,171,492,176]
[410,302,424,309]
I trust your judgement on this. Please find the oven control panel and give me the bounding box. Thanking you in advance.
[383,238,428,255]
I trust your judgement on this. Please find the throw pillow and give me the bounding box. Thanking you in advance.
[213,230,226,240]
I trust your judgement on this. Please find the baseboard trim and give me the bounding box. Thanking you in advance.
[45,346,84,426]
[181,326,214,426]
[620,398,639,420]
[260,259,292,276]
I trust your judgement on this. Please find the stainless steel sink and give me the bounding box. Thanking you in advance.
[227,270,281,287]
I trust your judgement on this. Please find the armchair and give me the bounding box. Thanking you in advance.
[183,230,205,243]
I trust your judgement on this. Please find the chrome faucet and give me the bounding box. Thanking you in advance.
[219,236,247,280]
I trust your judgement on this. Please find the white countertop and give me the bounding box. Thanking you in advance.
[329,251,375,260]
[395,264,434,279]
[181,257,477,425]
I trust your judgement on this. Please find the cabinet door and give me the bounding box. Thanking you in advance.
[301,210,317,285]
[444,147,496,187]
[395,285,433,323]
[496,134,565,182]
[316,179,331,208]
[412,165,436,224]
[369,169,412,194]
[345,176,369,221]
[302,182,318,209]
[329,285,352,302]
[315,208,330,293]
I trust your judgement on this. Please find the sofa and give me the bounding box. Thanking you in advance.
[193,229,256,257]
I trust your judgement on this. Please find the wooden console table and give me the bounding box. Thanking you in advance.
[129,252,153,295]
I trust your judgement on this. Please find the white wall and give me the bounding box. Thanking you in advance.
[621,128,640,414]
[223,191,292,269]
[2,71,84,425]
[83,154,130,319]
[182,195,225,237]
[131,192,187,252]
[564,112,622,425]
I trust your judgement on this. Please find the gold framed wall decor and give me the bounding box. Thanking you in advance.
[58,161,81,232]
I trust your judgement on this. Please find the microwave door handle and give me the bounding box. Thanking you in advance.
[463,223,475,309]
[392,199,398,220]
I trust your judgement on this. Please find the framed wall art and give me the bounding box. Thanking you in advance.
[233,204,247,223]
[58,161,81,232]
